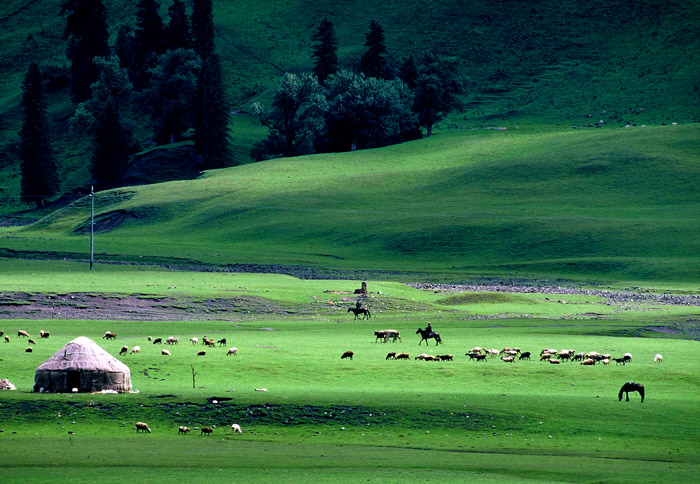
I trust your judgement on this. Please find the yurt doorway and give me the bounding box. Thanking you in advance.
[67,371,81,391]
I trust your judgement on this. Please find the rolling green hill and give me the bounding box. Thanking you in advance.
[1,0,700,206]
[3,124,699,284]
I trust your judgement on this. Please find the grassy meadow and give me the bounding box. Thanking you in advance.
[1,262,700,483]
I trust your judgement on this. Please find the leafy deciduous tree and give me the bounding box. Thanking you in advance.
[251,73,327,160]
[20,63,58,207]
[414,52,464,137]
[311,18,338,85]
[324,71,416,152]
[61,0,110,103]
[142,49,201,145]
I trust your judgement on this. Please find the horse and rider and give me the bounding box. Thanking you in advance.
[416,322,441,345]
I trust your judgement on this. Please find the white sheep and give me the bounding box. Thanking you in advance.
[135,422,151,433]
[654,354,663,363]
[190,337,198,345]
[226,347,238,356]
[231,423,243,434]
[161,349,171,356]
[130,346,140,354]
[119,345,128,356]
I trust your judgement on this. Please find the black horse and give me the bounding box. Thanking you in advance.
[416,328,442,346]
[619,381,645,403]
[348,307,371,320]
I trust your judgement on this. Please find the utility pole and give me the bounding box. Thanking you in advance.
[90,185,94,271]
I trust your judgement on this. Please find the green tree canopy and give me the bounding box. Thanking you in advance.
[251,73,327,160]
[359,21,388,79]
[414,52,464,137]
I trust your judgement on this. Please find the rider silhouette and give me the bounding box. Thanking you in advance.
[425,322,433,336]
[356,299,362,310]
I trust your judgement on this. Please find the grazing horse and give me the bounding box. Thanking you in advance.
[348,307,371,320]
[618,381,645,403]
[416,328,441,346]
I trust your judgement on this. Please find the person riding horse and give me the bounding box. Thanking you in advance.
[425,322,433,337]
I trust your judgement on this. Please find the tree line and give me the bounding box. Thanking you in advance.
[251,18,463,161]
[20,0,231,207]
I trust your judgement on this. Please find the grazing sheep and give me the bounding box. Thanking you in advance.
[130,346,140,355]
[395,352,410,360]
[178,426,190,434]
[654,354,663,363]
[415,353,430,360]
[548,358,561,364]
[161,349,171,356]
[200,427,214,436]
[485,349,499,358]
[341,350,354,360]
[602,359,610,365]
[519,351,531,360]
[541,348,557,356]
[0,330,3,337]
[540,353,552,361]
[18,330,29,338]
[226,347,238,356]
[197,351,206,356]
[135,422,151,433]
[501,356,515,363]
[4,336,9,343]
[119,345,128,356]
[572,352,586,362]
[580,358,595,366]
[217,338,227,347]
[152,337,163,344]
[381,330,401,343]
[40,330,50,339]
[166,336,178,345]
[623,353,632,362]
[102,331,116,340]
[469,347,483,354]
[474,354,487,362]
[386,352,396,360]
[499,347,512,355]
[28,338,36,345]
[437,354,453,361]
[190,337,198,345]
[613,357,626,365]
[204,338,216,347]
[25,347,33,353]
[147,336,153,341]
[231,423,243,434]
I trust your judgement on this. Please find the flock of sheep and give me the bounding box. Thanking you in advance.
[1,329,50,352]
[106,332,238,358]
[134,421,243,436]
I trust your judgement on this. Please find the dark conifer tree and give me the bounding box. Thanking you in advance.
[132,0,166,89]
[61,0,110,103]
[359,20,388,79]
[20,63,58,207]
[195,54,233,169]
[114,24,136,70]
[191,0,215,60]
[311,18,338,84]
[91,98,131,189]
[165,0,192,51]
[399,55,418,89]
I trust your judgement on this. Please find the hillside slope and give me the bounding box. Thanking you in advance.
[1,0,700,211]
[4,125,699,284]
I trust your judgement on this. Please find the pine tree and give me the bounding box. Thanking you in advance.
[311,18,338,84]
[132,0,166,89]
[165,0,192,51]
[20,63,58,207]
[191,0,215,59]
[399,55,418,89]
[61,0,110,103]
[359,20,388,79]
[195,54,233,168]
[91,98,131,189]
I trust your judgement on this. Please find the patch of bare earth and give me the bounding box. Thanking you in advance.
[0,292,304,321]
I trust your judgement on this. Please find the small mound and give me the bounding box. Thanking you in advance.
[73,210,137,234]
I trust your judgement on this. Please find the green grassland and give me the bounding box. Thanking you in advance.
[1,263,700,483]
[3,124,699,284]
